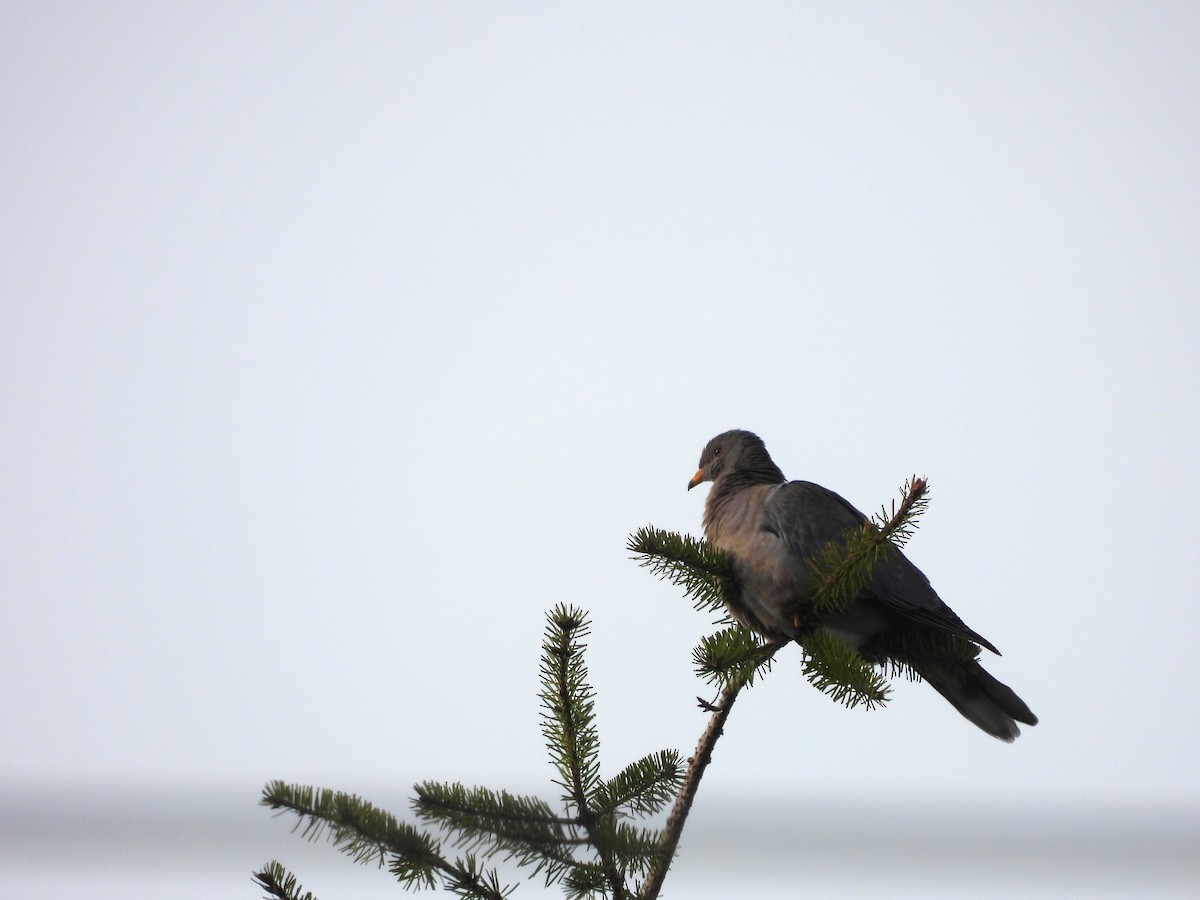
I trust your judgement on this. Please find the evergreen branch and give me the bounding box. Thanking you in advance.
[434,853,517,900]
[691,626,781,689]
[594,819,669,872]
[627,525,734,616]
[260,781,507,899]
[796,631,890,710]
[260,781,439,876]
[804,530,887,617]
[588,750,684,819]
[412,782,582,879]
[413,782,573,833]
[539,605,601,807]
[873,475,930,548]
[639,679,742,900]
[638,640,786,899]
[253,861,318,900]
[564,865,608,900]
[538,605,629,899]
[805,477,929,617]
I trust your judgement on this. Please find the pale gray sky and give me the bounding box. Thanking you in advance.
[2,3,1198,898]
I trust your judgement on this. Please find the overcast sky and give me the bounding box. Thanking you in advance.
[2,3,1198,898]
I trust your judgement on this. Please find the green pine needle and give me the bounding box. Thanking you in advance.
[873,476,930,549]
[589,750,684,819]
[413,783,572,865]
[260,781,441,881]
[434,852,517,900]
[627,525,735,617]
[805,476,929,618]
[260,781,512,898]
[692,626,783,689]
[591,819,667,871]
[563,864,609,900]
[797,631,891,710]
[253,861,318,900]
[539,604,602,811]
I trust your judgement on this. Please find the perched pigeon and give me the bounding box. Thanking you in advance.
[688,429,1037,741]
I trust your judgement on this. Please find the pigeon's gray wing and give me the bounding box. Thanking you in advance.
[763,480,1000,654]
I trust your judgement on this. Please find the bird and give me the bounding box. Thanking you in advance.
[688,429,1037,741]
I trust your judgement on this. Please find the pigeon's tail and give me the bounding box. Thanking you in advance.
[916,661,1038,742]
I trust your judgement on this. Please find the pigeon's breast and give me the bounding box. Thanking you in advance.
[705,486,807,638]
[729,530,809,637]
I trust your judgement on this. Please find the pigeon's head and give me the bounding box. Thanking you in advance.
[688,429,782,490]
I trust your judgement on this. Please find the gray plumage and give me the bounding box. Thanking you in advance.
[688,429,1037,742]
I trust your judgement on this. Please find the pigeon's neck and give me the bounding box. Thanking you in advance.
[724,455,786,490]
[703,466,786,539]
